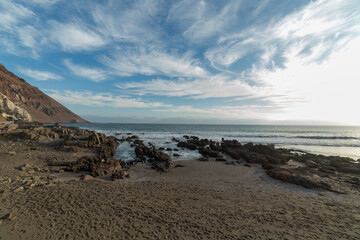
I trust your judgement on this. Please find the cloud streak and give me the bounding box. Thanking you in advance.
[102,48,207,78]
[46,90,171,108]
[19,68,62,81]
[63,59,108,82]
[48,20,107,52]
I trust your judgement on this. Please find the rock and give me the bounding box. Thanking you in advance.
[262,163,275,170]
[2,213,13,220]
[48,175,58,181]
[174,164,185,168]
[166,148,172,151]
[134,144,172,172]
[73,157,123,177]
[81,175,93,181]
[32,176,40,181]
[0,189,10,195]
[215,157,227,162]
[173,153,181,157]
[112,170,130,180]
[244,163,251,167]
[172,137,180,142]
[198,156,210,162]
[13,186,24,193]
[266,167,340,193]
[173,148,179,151]
[198,148,222,158]
[159,147,165,151]
[221,140,291,165]
[8,151,16,155]
[226,161,237,165]
[177,142,197,150]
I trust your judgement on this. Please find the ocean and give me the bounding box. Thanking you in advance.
[64,123,360,161]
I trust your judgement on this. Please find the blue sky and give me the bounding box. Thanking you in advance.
[1,0,359,124]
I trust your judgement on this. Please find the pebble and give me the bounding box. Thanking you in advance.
[13,186,24,193]
[7,151,16,155]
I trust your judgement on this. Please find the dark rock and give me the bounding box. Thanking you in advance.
[262,163,275,170]
[159,147,165,150]
[244,163,251,167]
[216,157,227,162]
[173,153,181,157]
[90,158,123,177]
[174,164,185,168]
[221,140,290,165]
[198,157,210,162]
[173,148,179,151]
[198,147,222,158]
[177,142,197,150]
[134,144,172,172]
[166,148,172,151]
[266,167,342,193]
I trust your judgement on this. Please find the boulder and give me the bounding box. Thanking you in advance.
[81,175,93,181]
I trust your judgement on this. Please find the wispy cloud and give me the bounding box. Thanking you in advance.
[48,20,107,52]
[89,0,161,43]
[46,90,171,108]
[19,68,62,81]
[0,0,34,30]
[25,0,62,6]
[102,48,207,78]
[182,0,242,43]
[117,74,258,99]
[63,59,107,82]
[211,0,360,70]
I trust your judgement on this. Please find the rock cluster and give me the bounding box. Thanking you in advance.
[135,143,172,172]
[175,135,360,193]
[0,173,57,194]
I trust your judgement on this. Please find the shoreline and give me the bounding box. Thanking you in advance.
[1,125,360,239]
[69,123,360,160]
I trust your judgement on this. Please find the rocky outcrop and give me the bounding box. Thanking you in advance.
[0,64,88,123]
[135,143,172,172]
[266,167,338,192]
[221,140,291,165]
[0,92,32,121]
[176,135,360,193]
[3,125,123,178]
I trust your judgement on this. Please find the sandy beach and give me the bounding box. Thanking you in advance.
[1,130,360,240]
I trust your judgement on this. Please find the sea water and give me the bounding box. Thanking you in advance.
[63,124,360,161]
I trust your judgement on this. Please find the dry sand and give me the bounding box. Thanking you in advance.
[1,138,360,239]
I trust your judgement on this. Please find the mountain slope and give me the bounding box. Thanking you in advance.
[0,64,88,123]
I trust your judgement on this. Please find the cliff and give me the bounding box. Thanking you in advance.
[0,64,88,123]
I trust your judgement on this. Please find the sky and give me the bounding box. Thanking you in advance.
[0,0,359,125]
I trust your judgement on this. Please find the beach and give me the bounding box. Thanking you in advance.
[1,126,360,239]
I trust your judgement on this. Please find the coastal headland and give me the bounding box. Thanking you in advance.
[0,125,359,239]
